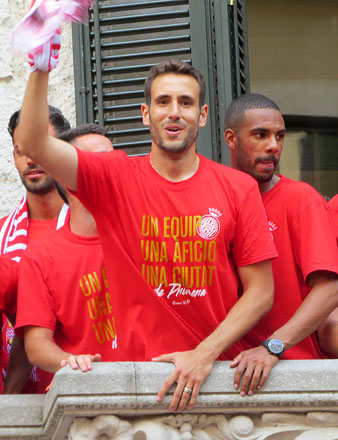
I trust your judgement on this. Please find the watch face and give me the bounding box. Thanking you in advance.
[268,339,284,354]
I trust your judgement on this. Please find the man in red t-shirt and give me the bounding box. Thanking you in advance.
[16,124,114,377]
[16,58,278,411]
[224,93,338,395]
[0,106,70,394]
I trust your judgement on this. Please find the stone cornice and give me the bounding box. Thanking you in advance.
[0,360,338,439]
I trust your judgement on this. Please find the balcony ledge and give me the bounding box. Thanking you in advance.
[0,360,338,439]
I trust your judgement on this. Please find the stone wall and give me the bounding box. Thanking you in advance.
[0,0,75,218]
[0,361,338,439]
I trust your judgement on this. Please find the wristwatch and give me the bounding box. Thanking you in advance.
[260,339,285,358]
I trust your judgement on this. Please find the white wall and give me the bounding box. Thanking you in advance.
[0,0,76,217]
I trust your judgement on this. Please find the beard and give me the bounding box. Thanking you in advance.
[19,167,56,195]
[149,117,199,154]
[236,141,279,183]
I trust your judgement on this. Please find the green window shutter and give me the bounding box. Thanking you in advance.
[203,0,250,164]
[228,0,250,98]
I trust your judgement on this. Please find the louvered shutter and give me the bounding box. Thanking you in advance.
[206,0,250,164]
[228,0,250,96]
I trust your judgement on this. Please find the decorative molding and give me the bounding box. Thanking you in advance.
[69,412,338,440]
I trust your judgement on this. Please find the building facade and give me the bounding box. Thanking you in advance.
[1,0,337,217]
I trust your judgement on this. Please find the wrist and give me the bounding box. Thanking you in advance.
[260,338,285,358]
[269,332,292,351]
[195,337,227,363]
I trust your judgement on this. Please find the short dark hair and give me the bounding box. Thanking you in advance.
[54,124,107,204]
[7,105,71,140]
[144,59,206,108]
[57,123,107,143]
[224,93,281,131]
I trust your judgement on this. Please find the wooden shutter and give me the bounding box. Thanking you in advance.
[228,0,250,97]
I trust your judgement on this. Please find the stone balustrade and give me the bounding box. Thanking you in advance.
[0,360,337,439]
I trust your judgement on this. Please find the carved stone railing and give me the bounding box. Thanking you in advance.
[0,360,338,439]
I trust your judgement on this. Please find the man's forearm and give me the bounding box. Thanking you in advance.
[15,69,79,189]
[197,260,274,360]
[153,260,274,411]
[269,277,338,350]
[196,280,273,361]
[25,338,72,374]
[229,277,338,397]
[16,71,50,159]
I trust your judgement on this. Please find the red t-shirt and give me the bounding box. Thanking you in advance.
[16,223,117,365]
[241,176,338,359]
[0,257,18,393]
[27,218,58,244]
[72,150,277,361]
[328,194,338,241]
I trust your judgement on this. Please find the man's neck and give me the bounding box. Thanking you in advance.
[26,190,63,220]
[68,199,98,237]
[258,175,281,194]
[150,146,200,182]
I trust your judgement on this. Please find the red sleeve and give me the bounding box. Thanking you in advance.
[70,148,126,218]
[0,256,18,315]
[293,199,338,280]
[70,148,114,214]
[15,251,56,338]
[232,185,277,266]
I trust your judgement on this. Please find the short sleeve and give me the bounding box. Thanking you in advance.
[15,252,56,337]
[292,198,338,280]
[232,185,277,266]
[70,148,124,218]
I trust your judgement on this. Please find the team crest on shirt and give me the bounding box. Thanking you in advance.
[196,208,222,240]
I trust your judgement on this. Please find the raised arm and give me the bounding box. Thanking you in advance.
[153,259,274,411]
[16,70,78,190]
[12,0,89,190]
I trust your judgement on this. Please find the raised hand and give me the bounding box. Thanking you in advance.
[28,29,61,72]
